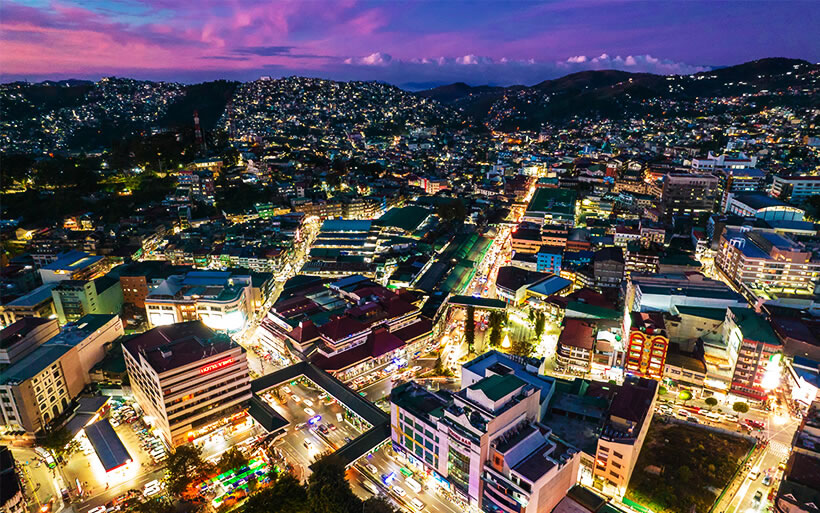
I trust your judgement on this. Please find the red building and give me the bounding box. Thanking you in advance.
[625,312,668,380]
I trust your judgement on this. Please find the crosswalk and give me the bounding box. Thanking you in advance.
[766,440,791,461]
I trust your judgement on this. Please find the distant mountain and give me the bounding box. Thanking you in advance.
[415,57,819,129]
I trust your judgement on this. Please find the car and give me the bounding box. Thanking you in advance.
[327,423,337,431]
[745,419,765,430]
[303,439,313,450]
[411,498,425,512]
[778,461,787,471]
[392,486,406,497]
[753,490,763,503]
[89,507,107,513]
[749,468,760,480]
[763,475,773,486]
[704,411,722,422]
[687,417,700,424]
[292,395,301,403]
[362,480,379,495]
[281,386,291,394]
[675,409,690,419]
[303,399,314,407]
[304,407,316,416]
[724,414,739,423]
[366,464,378,475]
[318,425,329,435]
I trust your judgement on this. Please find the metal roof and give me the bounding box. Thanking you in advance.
[85,419,131,472]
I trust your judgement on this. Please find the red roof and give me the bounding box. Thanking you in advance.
[393,319,433,343]
[558,319,595,350]
[319,316,368,341]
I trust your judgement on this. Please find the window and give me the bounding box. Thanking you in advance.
[609,470,620,479]
[613,451,623,459]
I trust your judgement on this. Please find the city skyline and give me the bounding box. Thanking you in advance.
[2,0,819,87]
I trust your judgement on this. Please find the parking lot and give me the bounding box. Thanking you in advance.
[260,378,367,479]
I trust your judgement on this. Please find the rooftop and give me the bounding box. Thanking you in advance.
[729,307,780,346]
[84,418,131,472]
[123,321,239,373]
[0,317,54,349]
[468,374,527,402]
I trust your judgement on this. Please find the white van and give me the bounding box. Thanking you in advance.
[363,480,379,495]
[336,413,344,423]
[405,477,422,493]
[411,498,425,511]
[749,468,760,480]
[704,411,722,422]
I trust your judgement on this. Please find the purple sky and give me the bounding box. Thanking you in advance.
[2,0,818,87]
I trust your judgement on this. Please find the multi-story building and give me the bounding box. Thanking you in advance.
[716,229,820,297]
[390,374,580,513]
[522,188,577,227]
[0,447,25,513]
[592,377,657,495]
[38,250,107,284]
[257,275,431,382]
[717,168,766,211]
[691,152,758,173]
[770,175,820,203]
[725,193,805,222]
[724,307,782,401]
[122,321,251,447]
[592,247,624,290]
[625,272,746,313]
[623,312,668,380]
[660,173,719,220]
[0,314,122,433]
[52,277,123,324]
[556,319,596,374]
[144,271,254,331]
[536,246,563,274]
[0,283,58,328]
[0,318,60,370]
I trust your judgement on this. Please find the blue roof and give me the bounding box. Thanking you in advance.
[6,283,59,307]
[41,251,103,271]
[320,219,372,232]
[527,275,573,296]
[85,419,131,472]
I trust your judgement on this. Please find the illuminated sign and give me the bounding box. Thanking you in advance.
[199,357,235,375]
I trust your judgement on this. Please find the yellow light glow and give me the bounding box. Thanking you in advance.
[502,334,511,349]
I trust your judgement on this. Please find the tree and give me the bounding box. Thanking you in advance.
[678,390,692,405]
[705,397,719,409]
[658,386,668,396]
[40,427,74,461]
[217,447,248,474]
[733,401,750,414]
[165,445,213,497]
[533,311,546,340]
[362,497,397,513]
[465,306,475,354]
[244,474,307,513]
[127,496,176,513]
[307,457,361,513]
[509,337,533,358]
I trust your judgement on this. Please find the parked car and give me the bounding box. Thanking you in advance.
[763,475,773,486]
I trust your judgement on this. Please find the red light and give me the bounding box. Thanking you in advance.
[199,357,235,375]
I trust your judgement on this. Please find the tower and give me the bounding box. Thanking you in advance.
[193,110,205,153]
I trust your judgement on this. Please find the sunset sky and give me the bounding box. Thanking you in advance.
[2,0,818,87]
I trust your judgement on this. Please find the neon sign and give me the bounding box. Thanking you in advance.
[199,357,235,375]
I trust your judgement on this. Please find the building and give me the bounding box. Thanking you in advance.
[770,174,820,203]
[724,307,781,401]
[773,400,820,513]
[592,377,657,495]
[495,267,552,306]
[626,272,746,313]
[692,152,758,173]
[556,319,596,374]
[716,229,820,297]
[38,250,107,284]
[122,321,252,447]
[522,188,577,227]
[717,168,767,211]
[144,271,254,331]
[592,248,624,290]
[0,447,25,513]
[390,374,580,512]
[0,317,60,370]
[624,312,668,380]
[661,173,719,220]
[725,193,805,222]
[257,275,431,382]
[0,314,122,433]
[0,283,59,327]
[536,246,563,274]
[52,277,123,324]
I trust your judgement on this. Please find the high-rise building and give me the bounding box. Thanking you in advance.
[51,277,123,324]
[724,307,782,401]
[770,175,820,203]
[660,173,719,220]
[122,321,251,447]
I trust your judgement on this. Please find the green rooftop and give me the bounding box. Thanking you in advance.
[525,188,577,219]
[468,374,527,401]
[729,307,780,346]
[377,206,431,233]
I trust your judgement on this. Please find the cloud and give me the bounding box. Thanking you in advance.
[566,55,588,63]
[344,52,392,66]
[233,45,295,56]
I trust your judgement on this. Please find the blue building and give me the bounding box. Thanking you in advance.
[536,245,563,274]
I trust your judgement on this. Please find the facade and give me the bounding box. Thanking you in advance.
[624,312,668,380]
[122,321,252,447]
[0,447,25,513]
[592,247,624,290]
[52,277,123,324]
[390,374,580,513]
[38,250,107,284]
[716,229,820,296]
[724,307,782,401]
[592,378,658,495]
[0,318,60,370]
[661,173,719,220]
[536,246,563,274]
[0,314,122,433]
[0,283,58,328]
[770,174,820,203]
[144,271,254,331]
[556,319,595,374]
